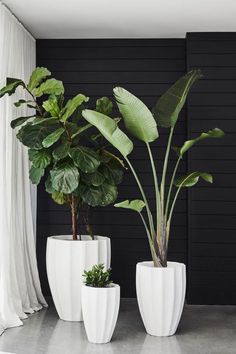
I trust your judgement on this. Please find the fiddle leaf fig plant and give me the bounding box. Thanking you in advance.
[82,70,225,267]
[0,67,124,240]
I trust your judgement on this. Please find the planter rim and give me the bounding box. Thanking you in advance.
[47,235,109,242]
[82,283,119,290]
[137,261,185,270]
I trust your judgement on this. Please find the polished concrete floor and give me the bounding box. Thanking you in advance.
[0,299,236,354]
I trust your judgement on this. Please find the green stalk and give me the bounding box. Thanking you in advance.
[165,155,181,220]
[167,171,197,240]
[160,126,174,209]
[146,143,161,235]
[125,157,155,237]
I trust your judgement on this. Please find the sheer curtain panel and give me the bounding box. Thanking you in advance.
[0,3,47,334]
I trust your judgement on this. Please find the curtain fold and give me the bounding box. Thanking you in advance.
[0,4,47,334]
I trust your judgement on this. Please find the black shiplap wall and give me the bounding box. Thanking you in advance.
[187,33,236,304]
[36,39,187,297]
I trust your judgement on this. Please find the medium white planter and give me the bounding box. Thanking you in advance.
[82,284,120,344]
[46,235,111,322]
[136,261,186,337]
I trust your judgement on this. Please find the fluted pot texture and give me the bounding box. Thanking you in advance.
[46,235,111,322]
[136,261,186,336]
[82,284,120,344]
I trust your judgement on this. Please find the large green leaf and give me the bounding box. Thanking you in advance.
[0,78,24,98]
[96,97,113,115]
[153,70,202,128]
[11,115,35,129]
[28,149,51,169]
[81,171,105,187]
[100,159,123,185]
[69,147,100,173]
[45,175,55,193]
[113,87,158,143]
[174,128,225,157]
[51,191,68,205]
[100,183,118,206]
[60,94,89,123]
[17,123,57,150]
[29,166,44,184]
[42,95,60,117]
[52,140,71,161]
[27,67,51,91]
[114,199,146,213]
[82,109,133,157]
[79,184,102,207]
[42,127,65,148]
[50,161,79,194]
[174,171,213,187]
[33,79,64,97]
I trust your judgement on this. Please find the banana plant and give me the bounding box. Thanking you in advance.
[0,67,124,241]
[82,70,225,267]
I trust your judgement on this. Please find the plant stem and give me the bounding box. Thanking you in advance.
[125,157,155,237]
[165,155,181,220]
[71,195,78,240]
[25,88,43,117]
[146,143,161,235]
[160,126,174,210]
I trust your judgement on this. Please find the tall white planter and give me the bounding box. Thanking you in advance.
[46,235,111,321]
[136,261,186,337]
[82,284,120,344]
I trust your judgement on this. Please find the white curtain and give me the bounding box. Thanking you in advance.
[0,3,47,334]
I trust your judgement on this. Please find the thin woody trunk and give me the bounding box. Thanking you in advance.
[71,195,78,240]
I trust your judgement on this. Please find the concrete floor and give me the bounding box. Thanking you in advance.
[0,299,236,354]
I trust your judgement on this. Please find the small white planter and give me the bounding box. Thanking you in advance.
[46,235,111,322]
[82,284,120,344]
[136,261,186,337]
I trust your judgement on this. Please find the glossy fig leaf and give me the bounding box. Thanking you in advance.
[50,161,79,194]
[42,95,60,117]
[153,70,202,128]
[114,199,146,213]
[27,67,51,91]
[45,175,55,193]
[52,140,71,161]
[100,183,118,206]
[17,122,57,150]
[69,147,100,173]
[174,171,213,187]
[79,184,103,207]
[81,171,105,187]
[100,159,123,185]
[10,115,35,129]
[96,97,113,116]
[29,165,44,184]
[0,78,24,98]
[113,87,158,143]
[42,127,65,148]
[28,149,51,169]
[82,110,133,157]
[60,94,89,123]
[51,191,68,205]
[33,79,64,97]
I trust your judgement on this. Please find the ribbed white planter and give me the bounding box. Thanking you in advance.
[46,235,111,322]
[136,261,186,337]
[82,284,120,344]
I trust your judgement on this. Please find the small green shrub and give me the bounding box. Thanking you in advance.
[83,264,112,288]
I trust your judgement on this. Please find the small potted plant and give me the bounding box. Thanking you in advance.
[82,264,120,344]
[82,70,225,336]
[0,67,123,322]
